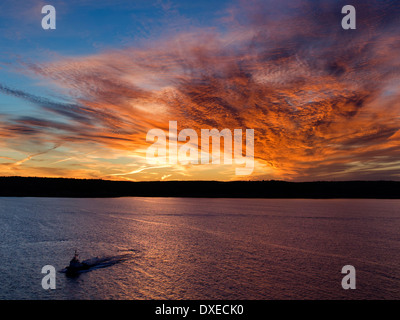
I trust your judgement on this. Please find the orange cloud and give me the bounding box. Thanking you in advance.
[1,0,400,181]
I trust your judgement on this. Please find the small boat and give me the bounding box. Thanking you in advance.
[64,250,90,275]
[62,249,136,276]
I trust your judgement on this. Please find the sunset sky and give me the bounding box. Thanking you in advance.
[0,0,399,181]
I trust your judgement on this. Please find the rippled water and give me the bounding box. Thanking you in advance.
[0,197,399,300]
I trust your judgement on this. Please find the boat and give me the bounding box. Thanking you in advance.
[62,249,136,276]
[64,250,90,275]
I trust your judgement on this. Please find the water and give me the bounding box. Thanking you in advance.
[0,197,399,300]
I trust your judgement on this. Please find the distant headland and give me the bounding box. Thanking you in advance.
[0,176,399,198]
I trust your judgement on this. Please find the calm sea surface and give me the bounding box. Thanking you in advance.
[0,197,399,300]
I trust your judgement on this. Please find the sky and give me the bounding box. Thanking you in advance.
[0,0,399,181]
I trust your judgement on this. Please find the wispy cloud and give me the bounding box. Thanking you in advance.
[13,144,60,166]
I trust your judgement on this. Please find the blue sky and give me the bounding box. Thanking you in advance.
[0,0,232,118]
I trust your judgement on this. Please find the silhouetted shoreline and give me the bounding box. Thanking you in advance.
[0,176,399,198]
